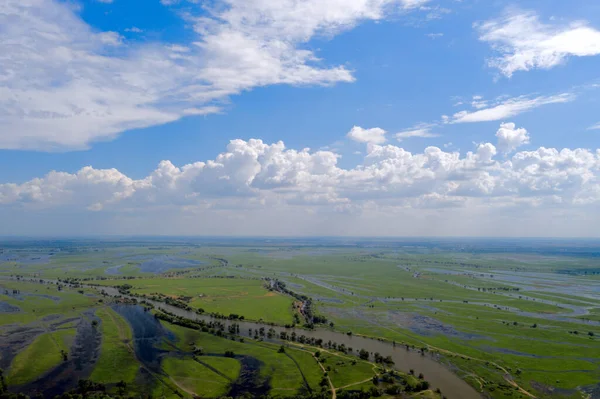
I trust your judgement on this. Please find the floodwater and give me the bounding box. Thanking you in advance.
[0,253,52,265]
[0,325,45,370]
[226,355,271,397]
[114,304,272,397]
[0,300,20,313]
[15,311,101,397]
[104,264,124,275]
[111,303,174,371]
[99,287,482,399]
[122,255,205,274]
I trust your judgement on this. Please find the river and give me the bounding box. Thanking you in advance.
[97,286,482,399]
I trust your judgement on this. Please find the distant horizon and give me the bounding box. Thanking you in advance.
[1,235,599,241]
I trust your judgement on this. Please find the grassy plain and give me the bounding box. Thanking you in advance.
[161,321,382,397]
[0,281,97,326]
[90,307,138,385]
[96,277,296,324]
[162,357,233,397]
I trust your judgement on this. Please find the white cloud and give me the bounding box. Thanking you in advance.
[0,0,426,151]
[589,122,600,130]
[419,5,451,20]
[125,27,143,33]
[347,126,387,144]
[1,134,599,236]
[477,10,600,77]
[471,95,488,109]
[426,33,444,39]
[495,122,530,154]
[395,124,439,141]
[450,93,574,123]
[1,135,598,211]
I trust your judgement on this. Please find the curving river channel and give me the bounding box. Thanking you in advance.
[96,286,482,399]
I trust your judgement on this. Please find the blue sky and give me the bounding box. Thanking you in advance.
[1,0,599,236]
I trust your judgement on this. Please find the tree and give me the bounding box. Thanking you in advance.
[359,349,370,360]
[0,368,6,394]
[278,345,286,353]
[116,380,127,396]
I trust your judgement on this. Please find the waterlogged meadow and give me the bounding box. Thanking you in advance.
[0,238,599,399]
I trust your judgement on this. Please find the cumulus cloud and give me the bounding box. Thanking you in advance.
[495,122,530,154]
[477,9,600,77]
[0,0,427,151]
[1,136,598,217]
[347,126,387,144]
[450,93,574,123]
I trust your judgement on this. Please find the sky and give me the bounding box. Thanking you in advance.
[0,0,600,237]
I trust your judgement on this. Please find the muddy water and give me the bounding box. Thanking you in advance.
[99,287,481,399]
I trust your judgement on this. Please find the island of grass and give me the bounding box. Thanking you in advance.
[89,307,138,386]
[95,277,297,325]
[8,329,75,385]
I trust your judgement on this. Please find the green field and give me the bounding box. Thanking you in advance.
[162,357,235,397]
[90,307,138,385]
[95,277,296,325]
[8,329,75,385]
[1,240,599,399]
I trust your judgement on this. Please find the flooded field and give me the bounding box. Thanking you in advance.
[0,300,20,313]
[98,286,482,399]
[1,239,599,399]
[111,304,173,371]
[12,312,101,397]
[127,255,204,274]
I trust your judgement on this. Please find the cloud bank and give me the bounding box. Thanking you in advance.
[1,124,598,236]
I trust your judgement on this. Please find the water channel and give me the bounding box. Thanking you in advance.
[97,286,482,399]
